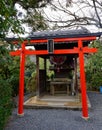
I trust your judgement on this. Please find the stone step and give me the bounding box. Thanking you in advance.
[40,98,79,102]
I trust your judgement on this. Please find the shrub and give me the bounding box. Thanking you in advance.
[25,71,37,94]
[0,78,12,130]
[86,40,102,91]
[0,44,13,129]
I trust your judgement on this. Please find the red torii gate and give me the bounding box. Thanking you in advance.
[10,36,97,119]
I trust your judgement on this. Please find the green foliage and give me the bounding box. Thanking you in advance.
[26,71,37,94]
[0,0,51,39]
[23,10,48,31]
[0,44,20,96]
[25,56,36,93]
[0,79,12,130]
[39,57,44,69]
[85,40,102,91]
[25,56,36,76]
[0,44,13,130]
[0,45,12,79]
[0,44,37,129]
[0,0,23,38]
[17,0,51,31]
[9,56,20,96]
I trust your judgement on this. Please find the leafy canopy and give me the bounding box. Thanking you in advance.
[0,0,51,38]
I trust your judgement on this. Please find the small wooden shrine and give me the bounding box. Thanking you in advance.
[7,29,101,119]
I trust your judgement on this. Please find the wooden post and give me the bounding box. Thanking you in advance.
[36,56,40,97]
[78,40,89,119]
[74,57,78,94]
[18,43,25,116]
[44,58,47,91]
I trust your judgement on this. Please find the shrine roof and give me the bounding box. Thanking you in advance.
[6,29,102,42]
[28,29,101,40]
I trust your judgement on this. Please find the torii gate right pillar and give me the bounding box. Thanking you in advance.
[78,40,89,119]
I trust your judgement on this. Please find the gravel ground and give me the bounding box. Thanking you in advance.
[5,92,102,130]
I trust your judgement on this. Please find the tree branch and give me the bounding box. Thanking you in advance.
[92,0,102,27]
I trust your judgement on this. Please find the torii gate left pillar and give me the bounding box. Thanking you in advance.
[17,43,25,116]
[10,36,97,119]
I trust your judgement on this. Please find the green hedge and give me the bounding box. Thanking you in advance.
[0,78,12,130]
[0,44,36,129]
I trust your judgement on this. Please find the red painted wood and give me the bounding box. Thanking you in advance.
[10,47,97,56]
[26,48,79,55]
[12,36,96,44]
[78,40,89,119]
[10,50,21,56]
[29,37,96,44]
[10,48,79,56]
[18,43,25,115]
[83,47,97,53]
[53,37,96,43]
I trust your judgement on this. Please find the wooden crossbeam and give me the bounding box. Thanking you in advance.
[10,50,21,56]
[12,36,96,44]
[83,47,97,53]
[10,47,97,56]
